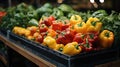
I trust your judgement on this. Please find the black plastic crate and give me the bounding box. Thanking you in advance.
[8,31,119,67]
[0,29,8,37]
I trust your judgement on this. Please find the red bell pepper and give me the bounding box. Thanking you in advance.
[82,38,93,52]
[40,16,55,27]
[86,32,98,44]
[35,34,44,43]
[56,34,70,45]
[61,20,70,30]
[41,32,48,38]
[56,29,76,45]
[73,33,86,43]
[45,16,55,26]
[39,24,48,33]
[64,29,76,40]
[51,21,62,31]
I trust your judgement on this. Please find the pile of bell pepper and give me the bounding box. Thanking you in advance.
[12,15,114,56]
[0,3,118,56]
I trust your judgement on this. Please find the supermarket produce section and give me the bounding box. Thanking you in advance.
[0,2,120,67]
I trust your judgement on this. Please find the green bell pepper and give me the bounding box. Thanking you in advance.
[58,4,73,13]
[52,8,64,18]
[36,3,53,15]
[28,19,38,26]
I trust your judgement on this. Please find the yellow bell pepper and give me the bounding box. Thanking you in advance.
[12,26,31,37]
[70,15,82,25]
[43,36,57,49]
[86,17,102,33]
[54,44,64,51]
[27,36,35,40]
[12,26,24,35]
[74,22,87,33]
[24,30,31,37]
[62,42,82,56]
[27,26,38,31]
[99,30,114,48]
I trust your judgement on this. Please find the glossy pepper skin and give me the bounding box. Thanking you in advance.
[43,36,57,49]
[70,15,82,25]
[86,17,102,33]
[74,22,87,33]
[99,30,114,48]
[62,42,82,56]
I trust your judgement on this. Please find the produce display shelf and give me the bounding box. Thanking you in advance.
[9,31,120,67]
[0,29,119,67]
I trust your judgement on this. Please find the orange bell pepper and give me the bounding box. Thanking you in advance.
[99,30,114,48]
[47,29,57,37]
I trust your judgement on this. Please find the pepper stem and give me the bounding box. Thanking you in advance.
[85,38,90,48]
[75,15,78,20]
[77,22,83,27]
[89,34,94,39]
[105,32,110,37]
[91,21,96,26]
[75,45,79,50]
[58,47,63,52]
